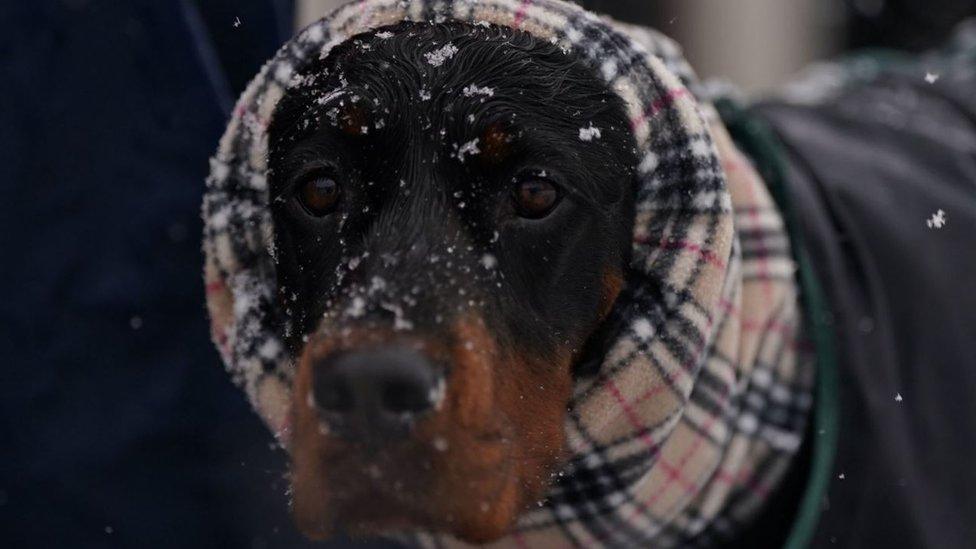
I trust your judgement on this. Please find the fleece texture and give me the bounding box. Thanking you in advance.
[202,1,814,546]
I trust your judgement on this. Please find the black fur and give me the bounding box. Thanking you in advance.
[268,21,638,371]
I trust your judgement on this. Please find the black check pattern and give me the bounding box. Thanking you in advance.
[202,1,815,546]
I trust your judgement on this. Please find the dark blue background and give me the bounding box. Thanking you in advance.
[0,1,391,547]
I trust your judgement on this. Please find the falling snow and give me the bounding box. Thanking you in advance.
[233,16,242,28]
[926,209,947,229]
[346,296,366,319]
[480,254,498,270]
[895,393,904,402]
[433,437,450,452]
[375,31,394,40]
[429,378,447,410]
[425,43,458,67]
[924,71,940,84]
[369,276,387,293]
[578,124,602,142]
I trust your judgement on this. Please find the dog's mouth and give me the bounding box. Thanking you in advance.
[287,317,574,543]
[291,419,520,542]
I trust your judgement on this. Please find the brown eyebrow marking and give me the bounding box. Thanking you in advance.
[337,102,370,137]
[479,122,514,164]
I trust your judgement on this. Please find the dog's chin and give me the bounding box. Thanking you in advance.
[290,436,532,544]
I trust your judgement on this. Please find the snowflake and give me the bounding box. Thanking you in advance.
[924,71,940,84]
[375,31,394,39]
[432,437,449,452]
[578,124,602,142]
[463,84,495,98]
[926,209,947,229]
[425,43,458,67]
[456,138,481,163]
[233,16,242,28]
[633,318,655,340]
[346,296,366,318]
[480,254,498,270]
[895,393,904,402]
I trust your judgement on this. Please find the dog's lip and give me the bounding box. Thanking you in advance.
[327,453,518,539]
[321,432,515,503]
[474,428,508,443]
[327,434,514,484]
[294,404,521,537]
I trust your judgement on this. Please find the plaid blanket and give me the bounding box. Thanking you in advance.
[201,1,814,546]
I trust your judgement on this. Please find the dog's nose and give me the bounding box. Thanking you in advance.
[311,347,440,442]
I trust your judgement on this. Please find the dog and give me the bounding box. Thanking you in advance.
[267,21,638,542]
[204,2,976,547]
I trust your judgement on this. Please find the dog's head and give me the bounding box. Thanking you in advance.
[267,21,637,542]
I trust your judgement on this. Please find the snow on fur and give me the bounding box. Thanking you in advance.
[202,1,812,546]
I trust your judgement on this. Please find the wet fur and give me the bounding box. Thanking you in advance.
[268,21,638,542]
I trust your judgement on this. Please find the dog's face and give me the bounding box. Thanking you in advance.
[268,21,637,542]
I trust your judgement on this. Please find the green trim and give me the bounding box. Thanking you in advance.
[716,98,841,549]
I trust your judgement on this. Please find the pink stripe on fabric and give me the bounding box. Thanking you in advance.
[630,88,690,130]
[587,349,712,545]
[206,279,225,294]
[715,467,771,499]
[641,409,724,509]
[720,299,792,334]
[600,332,712,443]
[513,0,533,27]
[718,298,800,344]
[211,325,232,361]
[606,379,665,449]
[631,377,675,408]
[657,452,703,495]
[626,311,721,517]
[654,238,728,269]
[592,314,718,527]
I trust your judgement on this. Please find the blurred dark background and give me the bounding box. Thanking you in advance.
[1,1,973,547]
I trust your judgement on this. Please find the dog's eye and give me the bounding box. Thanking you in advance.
[298,174,341,216]
[512,176,561,219]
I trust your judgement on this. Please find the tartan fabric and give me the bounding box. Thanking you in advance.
[201,1,815,546]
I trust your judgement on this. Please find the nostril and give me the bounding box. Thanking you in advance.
[381,378,432,415]
[315,376,354,413]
